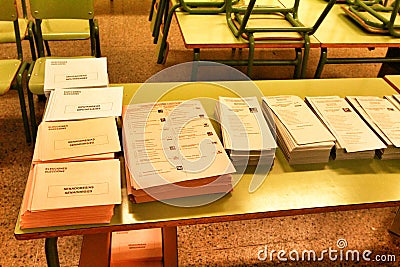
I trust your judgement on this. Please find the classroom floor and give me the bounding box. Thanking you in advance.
[1,0,400,266]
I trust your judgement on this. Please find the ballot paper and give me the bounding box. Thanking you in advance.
[43,87,123,121]
[306,96,386,154]
[262,95,335,164]
[123,100,235,189]
[347,96,400,159]
[262,95,335,145]
[122,100,235,203]
[111,229,162,265]
[44,57,109,94]
[215,96,276,166]
[353,96,400,147]
[20,159,121,229]
[37,117,121,161]
[385,95,400,111]
[30,159,121,210]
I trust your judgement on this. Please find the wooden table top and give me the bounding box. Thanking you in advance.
[15,78,400,240]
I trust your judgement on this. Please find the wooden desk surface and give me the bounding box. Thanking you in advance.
[175,11,320,49]
[279,0,400,47]
[15,78,400,240]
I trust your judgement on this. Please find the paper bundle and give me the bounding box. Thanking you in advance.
[305,96,386,160]
[262,95,335,164]
[215,96,276,166]
[20,159,121,229]
[122,100,236,203]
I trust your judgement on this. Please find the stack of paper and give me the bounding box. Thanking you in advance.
[33,117,121,163]
[215,96,276,166]
[43,87,123,122]
[306,96,386,160]
[44,57,109,96]
[20,159,121,229]
[262,96,335,165]
[347,96,400,160]
[110,229,162,267]
[385,94,400,111]
[122,100,236,203]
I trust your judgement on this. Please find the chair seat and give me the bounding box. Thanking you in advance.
[0,59,21,95]
[0,19,28,43]
[41,19,91,40]
[29,56,94,95]
[235,13,304,40]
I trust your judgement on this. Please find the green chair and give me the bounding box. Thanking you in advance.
[29,0,101,58]
[26,0,101,141]
[152,0,234,63]
[225,0,337,78]
[0,0,33,143]
[343,0,400,37]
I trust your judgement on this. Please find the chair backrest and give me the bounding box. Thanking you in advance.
[29,0,95,20]
[0,0,18,21]
[0,0,23,60]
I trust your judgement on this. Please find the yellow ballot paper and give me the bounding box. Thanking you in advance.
[38,117,121,161]
[30,159,121,211]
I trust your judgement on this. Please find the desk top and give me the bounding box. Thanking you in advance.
[175,11,320,49]
[15,78,400,240]
[384,75,400,91]
[279,0,400,47]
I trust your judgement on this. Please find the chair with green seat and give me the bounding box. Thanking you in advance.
[29,0,101,58]
[342,0,400,37]
[26,0,101,141]
[0,0,33,143]
[225,0,336,78]
[153,0,237,63]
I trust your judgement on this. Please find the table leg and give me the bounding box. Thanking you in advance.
[162,226,178,267]
[389,208,400,237]
[45,237,60,267]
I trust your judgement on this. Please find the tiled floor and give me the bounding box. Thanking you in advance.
[1,0,400,266]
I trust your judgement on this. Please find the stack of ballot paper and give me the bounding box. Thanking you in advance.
[346,96,400,160]
[306,96,386,160]
[44,57,109,96]
[20,159,121,229]
[32,117,121,163]
[215,96,277,166]
[262,96,336,165]
[110,229,162,267]
[122,100,236,203]
[43,86,123,122]
[385,94,400,111]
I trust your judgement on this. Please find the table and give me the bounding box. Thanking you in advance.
[384,75,400,90]
[173,10,320,78]
[14,78,400,267]
[280,0,400,78]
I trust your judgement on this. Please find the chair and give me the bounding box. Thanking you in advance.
[152,0,234,63]
[225,0,337,78]
[26,0,101,141]
[0,0,33,143]
[342,0,400,37]
[29,0,101,58]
